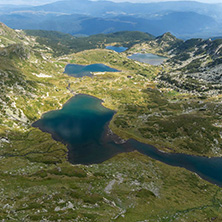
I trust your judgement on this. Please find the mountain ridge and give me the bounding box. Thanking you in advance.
[0,0,221,38]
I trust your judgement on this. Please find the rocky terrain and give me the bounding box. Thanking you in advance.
[128,32,222,95]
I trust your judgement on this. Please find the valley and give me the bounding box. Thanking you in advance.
[0,22,222,221]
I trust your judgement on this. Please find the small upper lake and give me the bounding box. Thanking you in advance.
[128,53,167,65]
[33,95,222,187]
[64,63,119,77]
[106,45,128,53]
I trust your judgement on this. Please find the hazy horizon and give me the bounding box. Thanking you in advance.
[1,0,222,6]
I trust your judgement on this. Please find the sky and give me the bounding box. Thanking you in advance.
[0,0,222,6]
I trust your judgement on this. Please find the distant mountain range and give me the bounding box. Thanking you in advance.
[0,0,222,38]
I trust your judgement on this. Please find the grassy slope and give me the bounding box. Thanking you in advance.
[0,27,222,221]
[1,150,222,221]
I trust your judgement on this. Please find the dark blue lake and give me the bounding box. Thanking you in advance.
[33,95,132,164]
[33,95,222,187]
[128,53,167,65]
[64,63,119,77]
[106,45,128,53]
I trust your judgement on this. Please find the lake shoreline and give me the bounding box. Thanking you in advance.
[64,63,120,78]
[32,93,222,187]
[33,92,220,160]
[32,93,134,165]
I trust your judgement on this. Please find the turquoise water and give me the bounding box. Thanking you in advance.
[64,63,119,77]
[33,95,131,164]
[33,95,222,187]
[128,53,167,65]
[106,46,128,53]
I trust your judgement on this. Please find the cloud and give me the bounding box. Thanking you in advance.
[1,0,222,5]
[0,0,57,5]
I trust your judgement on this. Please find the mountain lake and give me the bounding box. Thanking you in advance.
[128,53,167,65]
[106,45,128,53]
[64,63,119,77]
